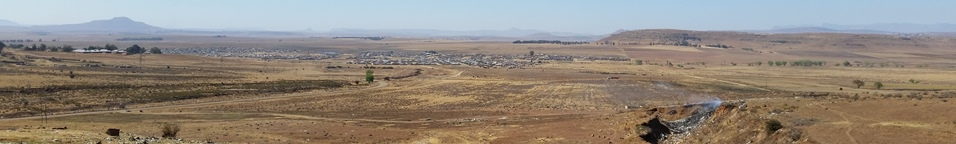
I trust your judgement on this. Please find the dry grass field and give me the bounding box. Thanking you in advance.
[1,32,955,143]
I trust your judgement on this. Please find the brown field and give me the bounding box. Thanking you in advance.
[1,32,955,143]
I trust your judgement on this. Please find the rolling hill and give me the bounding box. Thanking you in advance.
[598,29,956,65]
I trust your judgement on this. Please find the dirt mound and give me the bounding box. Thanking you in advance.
[624,102,813,144]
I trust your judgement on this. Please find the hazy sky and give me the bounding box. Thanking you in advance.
[2,0,954,34]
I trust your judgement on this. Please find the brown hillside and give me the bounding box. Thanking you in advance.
[601,29,953,50]
[599,29,956,65]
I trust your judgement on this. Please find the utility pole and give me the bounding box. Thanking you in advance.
[220,56,224,75]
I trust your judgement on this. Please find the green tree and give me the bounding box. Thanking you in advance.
[843,61,852,67]
[874,82,884,90]
[149,47,162,54]
[105,44,118,51]
[365,70,375,84]
[852,80,865,88]
[0,41,5,54]
[61,45,74,52]
[39,44,47,51]
[125,44,144,54]
[767,61,773,66]
[635,60,643,65]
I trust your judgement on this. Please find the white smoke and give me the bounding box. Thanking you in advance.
[605,80,721,108]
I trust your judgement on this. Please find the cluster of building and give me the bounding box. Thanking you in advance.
[162,47,339,60]
[348,51,533,68]
[348,51,631,69]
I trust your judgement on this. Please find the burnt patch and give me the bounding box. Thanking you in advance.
[639,117,672,144]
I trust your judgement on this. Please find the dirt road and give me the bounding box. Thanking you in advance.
[0,81,390,122]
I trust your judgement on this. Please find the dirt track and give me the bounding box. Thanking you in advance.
[1,65,461,122]
[0,80,390,122]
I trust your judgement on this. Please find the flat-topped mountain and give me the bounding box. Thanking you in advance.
[30,17,165,33]
[598,29,956,63]
[599,29,954,50]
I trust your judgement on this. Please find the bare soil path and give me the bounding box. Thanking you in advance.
[0,81,390,122]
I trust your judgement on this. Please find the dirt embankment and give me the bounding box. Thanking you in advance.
[621,102,813,144]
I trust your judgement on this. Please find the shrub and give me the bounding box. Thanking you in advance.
[909,79,921,84]
[365,70,375,84]
[765,119,783,134]
[161,123,181,138]
[852,80,864,88]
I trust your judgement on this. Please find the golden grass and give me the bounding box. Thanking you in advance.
[2,34,955,143]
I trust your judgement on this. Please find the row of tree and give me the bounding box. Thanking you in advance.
[647,41,697,47]
[512,40,589,45]
[10,43,75,52]
[0,42,161,54]
[788,60,826,66]
[642,42,734,48]
[704,44,732,48]
[79,44,121,51]
[116,37,163,41]
[736,60,916,68]
[841,61,907,68]
[752,60,827,66]
[852,80,884,89]
[333,37,385,40]
[0,39,35,43]
[755,60,908,67]
[125,44,163,54]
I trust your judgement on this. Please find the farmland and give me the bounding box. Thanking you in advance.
[1,32,956,143]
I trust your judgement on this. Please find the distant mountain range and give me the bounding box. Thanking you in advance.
[0,17,603,40]
[2,17,955,40]
[0,19,21,27]
[312,28,603,40]
[772,23,956,33]
[321,28,547,37]
[749,27,897,35]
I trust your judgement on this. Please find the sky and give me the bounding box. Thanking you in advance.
[1,0,954,34]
